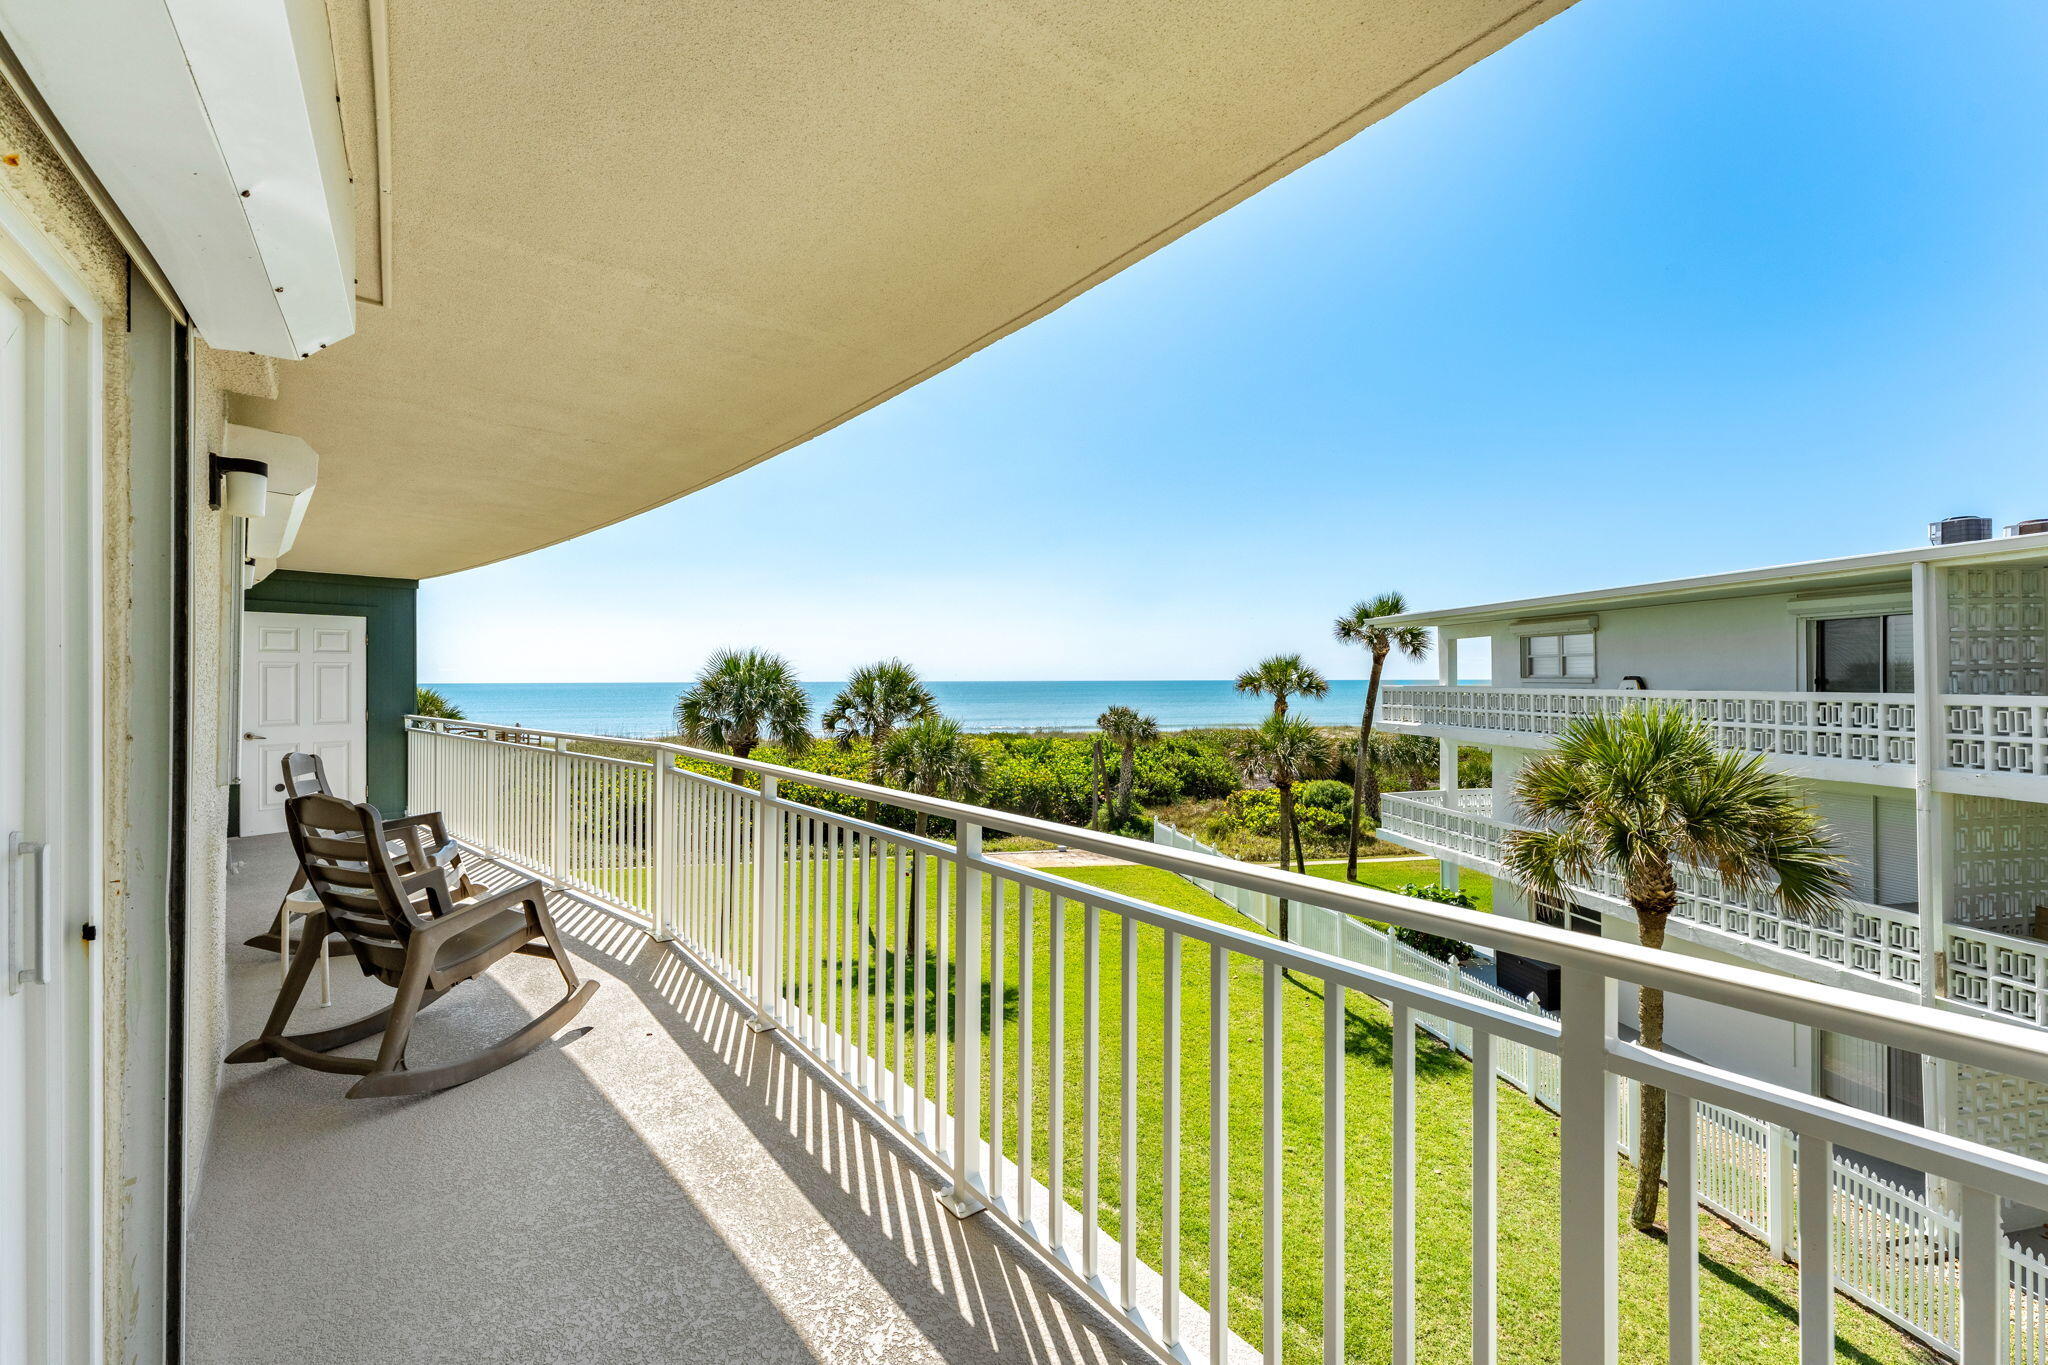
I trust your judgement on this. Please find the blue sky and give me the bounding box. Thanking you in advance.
[422,0,2048,685]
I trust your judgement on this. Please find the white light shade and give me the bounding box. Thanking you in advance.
[225,424,319,559]
[220,466,269,518]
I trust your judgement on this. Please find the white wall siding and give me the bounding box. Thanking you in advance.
[1478,589,1902,694]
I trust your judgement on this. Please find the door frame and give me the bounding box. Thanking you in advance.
[236,611,368,836]
[0,179,106,1364]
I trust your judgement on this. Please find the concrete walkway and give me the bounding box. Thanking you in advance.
[987,848,1133,869]
[188,835,1151,1365]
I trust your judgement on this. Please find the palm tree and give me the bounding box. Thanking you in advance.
[1230,714,1334,877]
[413,685,465,720]
[822,659,938,762]
[1096,705,1161,829]
[1502,706,1846,1232]
[1088,737,1108,829]
[822,660,938,817]
[1234,653,1329,718]
[879,716,987,838]
[675,648,812,783]
[1333,593,1431,876]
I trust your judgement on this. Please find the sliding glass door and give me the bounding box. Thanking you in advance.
[1813,613,1913,693]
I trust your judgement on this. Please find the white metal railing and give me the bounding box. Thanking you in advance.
[1379,788,1927,991]
[405,716,2048,1365]
[1157,818,2048,1358]
[1382,787,2048,1036]
[1379,684,1918,769]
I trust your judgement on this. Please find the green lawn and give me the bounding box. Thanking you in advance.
[574,849,1931,1363]
[963,863,1932,1364]
[1302,857,1497,913]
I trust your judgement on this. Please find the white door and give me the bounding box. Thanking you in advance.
[1,242,100,1364]
[0,284,32,1365]
[239,612,367,835]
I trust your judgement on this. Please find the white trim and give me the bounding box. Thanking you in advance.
[1380,534,2048,630]
[0,31,184,325]
[1784,592,1910,620]
[0,179,104,1365]
[0,0,355,356]
[1505,613,1598,636]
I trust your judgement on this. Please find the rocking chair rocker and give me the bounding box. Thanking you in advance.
[227,791,597,1098]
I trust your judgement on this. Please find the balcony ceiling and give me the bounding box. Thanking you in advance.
[245,0,1576,579]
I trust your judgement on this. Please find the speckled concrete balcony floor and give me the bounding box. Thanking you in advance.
[189,835,1153,1365]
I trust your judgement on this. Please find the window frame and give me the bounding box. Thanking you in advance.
[1807,611,1914,694]
[1519,630,1597,682]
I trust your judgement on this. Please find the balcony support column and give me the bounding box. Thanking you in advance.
[1911,561,1944,1008]
[1437,632,1461,893]
[1910,561,1961,1204]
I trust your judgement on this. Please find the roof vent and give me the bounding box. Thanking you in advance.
[2007,519,2048,538]
[1931,515,1993,546]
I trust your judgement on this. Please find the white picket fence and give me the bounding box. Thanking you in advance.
[1152,820,2048,1362]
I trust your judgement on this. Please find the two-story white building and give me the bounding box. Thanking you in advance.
[1374,523,2048,1169]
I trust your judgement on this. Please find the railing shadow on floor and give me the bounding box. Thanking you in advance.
[197,843,829,1365]
[537,888,1156,1365]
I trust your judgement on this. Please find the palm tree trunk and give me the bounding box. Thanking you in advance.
[729,740,753,787]
[862,730,882,824]
[1631,899,1673,1231]
[1345,705,1368,879]
[1089,739,1107,829]
[1116,742,1136,826]
[1362,650,1388,824]
[1279,783,1305,874]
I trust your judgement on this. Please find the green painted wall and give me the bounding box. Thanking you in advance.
[240,571,417,821]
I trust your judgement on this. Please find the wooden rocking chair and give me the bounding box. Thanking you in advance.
[227,791,597,1098]
[245,751,479,956]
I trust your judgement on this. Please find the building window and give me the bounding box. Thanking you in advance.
[1819,1032,1924,1126]
[1522,631,1596,681]
[1534,891,1603,935]
[1813,613,1913,694]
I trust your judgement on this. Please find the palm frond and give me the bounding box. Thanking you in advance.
[1500,704,1849,927]
[673,647,814,757]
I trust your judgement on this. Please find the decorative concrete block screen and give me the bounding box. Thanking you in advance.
[1949,796,2048,933]
[1946,564,2048,696]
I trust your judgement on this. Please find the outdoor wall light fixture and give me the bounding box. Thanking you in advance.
[208,454,270,518]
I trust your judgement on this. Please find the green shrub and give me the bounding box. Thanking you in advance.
[1390,881,1478,962]
[1296,778,1355,812]
[1210,788,1281,839]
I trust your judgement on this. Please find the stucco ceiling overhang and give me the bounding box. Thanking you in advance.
[250,0,1577,579]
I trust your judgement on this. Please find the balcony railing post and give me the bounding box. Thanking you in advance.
[1558,965,1618,1365]
[748,774,780,1032]
[549,735,571,886]
[941,819,988,1218]
[649,749,673,941]
[1766,1122,1794,1262]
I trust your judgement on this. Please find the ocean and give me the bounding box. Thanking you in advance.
[423,678,1450,736]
